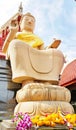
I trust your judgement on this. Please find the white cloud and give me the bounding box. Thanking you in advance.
[0,0,75,65]
[71,7,76,25]
[47,0,64,24]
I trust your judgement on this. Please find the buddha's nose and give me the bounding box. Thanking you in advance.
[28,19,32,24]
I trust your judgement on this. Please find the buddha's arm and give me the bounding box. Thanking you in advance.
[38,44,44,50]
[36,39,61,50]
[2,26,18,54]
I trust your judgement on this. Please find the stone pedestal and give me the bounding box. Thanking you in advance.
[16,83,71,102]
[14,83,74,116]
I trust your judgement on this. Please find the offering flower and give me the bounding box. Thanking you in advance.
[12,112,32,130]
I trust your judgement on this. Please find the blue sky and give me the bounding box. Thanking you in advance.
[0,0,76,69]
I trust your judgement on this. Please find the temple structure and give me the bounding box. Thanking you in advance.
[0,3,23,120]
[59,59,76,103]
[0,2,23,59]
[0,3,76,130]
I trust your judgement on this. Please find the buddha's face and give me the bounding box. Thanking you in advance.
[20,14,35,32]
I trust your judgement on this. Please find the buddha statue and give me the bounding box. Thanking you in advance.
[2,12,74,116]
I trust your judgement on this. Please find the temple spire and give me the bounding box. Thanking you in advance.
[18,2,23,13]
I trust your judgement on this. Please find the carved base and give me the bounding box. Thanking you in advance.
[16,83,71,102]
[14,101,74,116]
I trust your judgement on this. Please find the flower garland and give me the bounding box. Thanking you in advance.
[12,110,76,130]
[31,109,76,130]
[12,112,32,130]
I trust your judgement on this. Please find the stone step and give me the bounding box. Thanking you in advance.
[37,126,76,130]
[0,75,11,79]
[0,59,10,69]
[0,103,16,121]
[0,78,11,82]
[0,69,11,76]
[0,59,12,81]
[1,120,76,130]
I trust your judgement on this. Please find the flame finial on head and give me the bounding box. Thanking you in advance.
[18,2,23,13]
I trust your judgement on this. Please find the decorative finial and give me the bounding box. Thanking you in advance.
[18,2,23,13]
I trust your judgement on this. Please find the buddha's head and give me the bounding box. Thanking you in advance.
[20,12,35,32]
